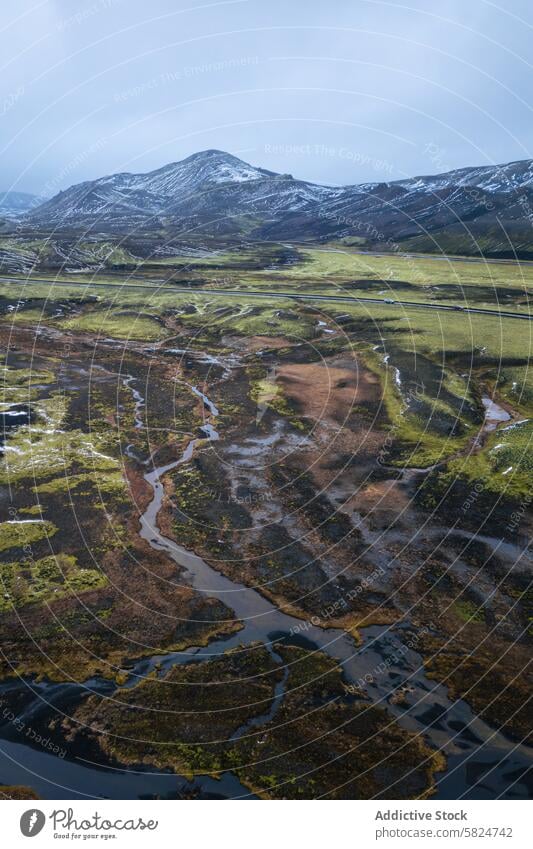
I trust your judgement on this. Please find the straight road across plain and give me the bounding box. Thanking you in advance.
[0,275,531,321]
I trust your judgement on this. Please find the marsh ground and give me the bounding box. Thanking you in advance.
[0,240,531,800]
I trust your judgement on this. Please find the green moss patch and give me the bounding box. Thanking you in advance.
[0,552,106,610]
[0,520,57,553]
[65,310,166,341]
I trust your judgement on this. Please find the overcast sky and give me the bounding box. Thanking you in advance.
[1,0,533,195]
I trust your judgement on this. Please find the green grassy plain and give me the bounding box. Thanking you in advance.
[1,243,532,480]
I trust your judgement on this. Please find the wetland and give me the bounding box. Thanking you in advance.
[0,242,531,800]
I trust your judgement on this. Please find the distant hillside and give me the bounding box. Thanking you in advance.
[0,191,41,217]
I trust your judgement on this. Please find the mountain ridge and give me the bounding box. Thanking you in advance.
[20,150,533,256]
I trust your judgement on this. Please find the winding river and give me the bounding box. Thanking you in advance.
[0,372,531,800]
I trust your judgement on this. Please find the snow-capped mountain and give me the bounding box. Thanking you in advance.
[21,150,533,255]
[24,151,277,228]
[23,149,340,232]
[396,159,533,194]
[0,190,41,217]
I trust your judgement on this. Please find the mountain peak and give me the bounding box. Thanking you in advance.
[184,148,235,160]
[163,149,276,184]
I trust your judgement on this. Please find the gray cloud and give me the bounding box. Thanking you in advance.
[1,0,532,195]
